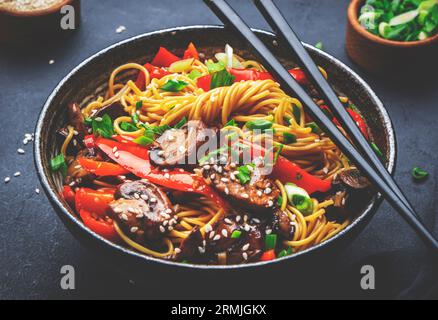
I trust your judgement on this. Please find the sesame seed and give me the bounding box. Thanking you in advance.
[203,165,211,170]
[121,214,128,221]
[163,220,168,226]
[205,224,213,233]
[4,177,10,183]
[233,171,239,175]
[112,147,118,153]
[202,240,206,246]
[17,149,25,154]
[224,187,229,195]
[230,173,236,181]
[235,216,241,222]
[242,243,250,251]
[35,188,40,194]
[209,231,215,239]
[242,252,248,260]
[221,177,229,183]
[130,227,139,233]
[127,207,137,214]
[257,190,263,197]
[221,229,228,237]
[210,174,216,180]
[244,215,248,222]
[241,193,249,199]
[264,188,272,195]
[267,200,274,207]
[150,197,157,203]
[198,247,206,254]
[114,151,120,158]
[164,173,170,179]
[224,218,232,224]
[13,172,21,177]
[140,194,149,201]
[136,213,144,218]
[158,150,165,156]
[322,167,329,174]
[266,229,272,235]
[341,197,346,206]
[159,226,166,233]
[23,139,29,145]
[134,193,140,199]
[244,224,251,232]
[168,226,174,231]
[252,218,261,224]
[115,25,126,34]
[174,248,181,254]
[167,135,175,142]
[230,162,237,168]
[165,208,172,214]
[213,234,221,241]
[49,59,55,65]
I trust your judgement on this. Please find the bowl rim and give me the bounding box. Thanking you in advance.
[0,0,76,18]
[348,0,438,48]
[34,25,396,270]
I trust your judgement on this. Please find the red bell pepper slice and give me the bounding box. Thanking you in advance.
[196,74,212,91]
[346,109,369,140]
[84,134,95,149]
[79,209,119,242]
[236,139,331,194]
[320,105,369,141]
[135,63,171,90]
[151,47,180,67]
[78,158,130,176]
[75,187,115,217]
[62,185,76,209]
[260,250,276,261]
[183,42,199,60]
[95,137,228,208]
[271,157,331,194]
[197,68,309,91]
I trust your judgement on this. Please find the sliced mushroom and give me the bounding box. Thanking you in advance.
[109,180,175,242]
[273,210,294,240]
[67,103,86,138]
[150,120,216,167]
[200,156,280,212]
[94,101,128,119]
[175,226,203,262]
[65,149,99,187]
[327,168,372,217]
[205,215,264,264]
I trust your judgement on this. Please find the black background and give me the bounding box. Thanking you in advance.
[0,0,437,300]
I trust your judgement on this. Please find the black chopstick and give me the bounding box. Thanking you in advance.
[202,0,438,250]
[253,0,418,217]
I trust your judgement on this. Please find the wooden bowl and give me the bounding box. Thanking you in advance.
[0,0,80,44]
[346,0,438,74]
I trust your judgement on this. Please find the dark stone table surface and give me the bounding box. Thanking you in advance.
[1,0,437,300]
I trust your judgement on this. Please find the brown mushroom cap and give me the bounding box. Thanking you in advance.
[110,180,175,242]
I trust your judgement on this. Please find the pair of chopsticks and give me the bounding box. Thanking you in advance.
[203,0,438,251]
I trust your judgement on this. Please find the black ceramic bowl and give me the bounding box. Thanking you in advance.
[34,26,396,277]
